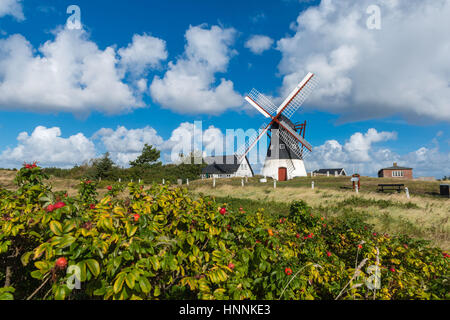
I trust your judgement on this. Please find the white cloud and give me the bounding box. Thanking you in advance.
[0,28,167,115]
[150,24,242,114]
[306,128,449,178]
[245,35,274,55]
[0,0,24,21]
[93,126,165,167]
[165,122,225,162]
[277,0,450,122]
[0,126,96,168]
[118,33,168,77]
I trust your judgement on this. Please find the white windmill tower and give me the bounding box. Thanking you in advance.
[235,72,318,181]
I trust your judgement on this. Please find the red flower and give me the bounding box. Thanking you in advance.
[358,244,363,249]
[390,267,396,273]
[227,224,231,231]
[133,214,140,222]
[90,204,96,209]
[296,234,300,239]
[285,268,293,276]
[308,233,314,239]
[228,263,235,270]
[373,233,377,236]
[107,186,112,191]
[219,208,227,215]
[46,204,55,212]
[239,207,244,211]
[327,251,332,257]
[53,202,66,209]
[55,257,68,269]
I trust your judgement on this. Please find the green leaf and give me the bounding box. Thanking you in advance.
[125,273,136,289]
[85,259,100,277]
[113,273,126,294]
[21,251,33,266]
[63,221,77,233]
[126,223,138,237]
[139,277,152,294]
[54,286,67,300]
[49,221,63,236]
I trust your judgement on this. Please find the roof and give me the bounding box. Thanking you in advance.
[202,156,254,175]
[314,168,346,174]
[379,165,413,171]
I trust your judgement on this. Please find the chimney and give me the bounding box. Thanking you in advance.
[393,162,398,167]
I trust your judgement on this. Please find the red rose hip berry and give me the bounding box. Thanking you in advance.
[55,257,68,269]
[219,208,227,215]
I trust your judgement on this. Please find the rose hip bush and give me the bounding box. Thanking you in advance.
[0,164,448,300]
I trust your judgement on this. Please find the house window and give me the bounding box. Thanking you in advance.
[392,171,404,177]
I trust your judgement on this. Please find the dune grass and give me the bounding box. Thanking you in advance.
[188,181,450,250]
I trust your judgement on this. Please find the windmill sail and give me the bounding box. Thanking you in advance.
[235,122,271,163]
[277,73,318,119]
[246,89,278,118]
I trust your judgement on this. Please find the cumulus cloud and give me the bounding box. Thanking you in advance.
[306,128,449,178]
[245,35,274,55]
[0,28,167,115]
[150,24,243,114]
[0,0,24,21]
[165,122,225,163]
[118,33,168,77]
[93,126,165,167]
[277,0,450,122]
[0,126,96,168]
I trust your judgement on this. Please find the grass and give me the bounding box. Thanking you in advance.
[188,178,450,251]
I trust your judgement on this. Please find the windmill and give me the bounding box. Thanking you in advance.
[235,72,318,181]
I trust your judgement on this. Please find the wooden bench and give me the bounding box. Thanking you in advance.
[378,184,404,193]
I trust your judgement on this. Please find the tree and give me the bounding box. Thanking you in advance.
[93,152,116,179]
[129,144,161,168]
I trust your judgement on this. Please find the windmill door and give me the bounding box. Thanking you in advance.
[278,167,287,182]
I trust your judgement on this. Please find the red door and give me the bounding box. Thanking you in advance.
[278,167,287,181]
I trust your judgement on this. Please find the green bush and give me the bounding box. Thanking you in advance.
[0,164,448,300]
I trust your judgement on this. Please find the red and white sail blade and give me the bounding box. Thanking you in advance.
[277,72,318,119]
[235,122,271,163]
[273,127,312,161]
[246,89,278,118]
[278,119,312,151]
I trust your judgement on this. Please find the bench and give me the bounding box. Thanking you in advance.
[378,184,405,193]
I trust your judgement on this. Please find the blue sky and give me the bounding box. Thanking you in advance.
[0,0,449,178]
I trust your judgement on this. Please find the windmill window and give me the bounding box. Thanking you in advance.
[280,144,285,150]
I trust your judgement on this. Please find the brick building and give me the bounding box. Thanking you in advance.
[378,163,413,180]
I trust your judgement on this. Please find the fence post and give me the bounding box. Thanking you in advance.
[405,187,410,199]
[241,179,244,187]
[118,178,121,183]
[274,180,277,189]
[312,181,315,190]
[186,179,189,186]
[355,185,359,194]
[213,177,216,188]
